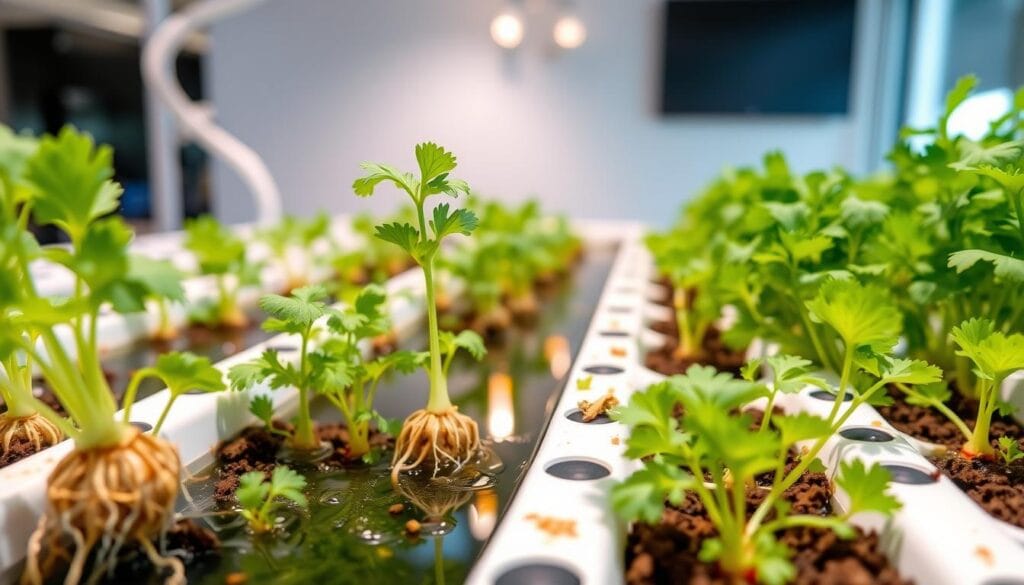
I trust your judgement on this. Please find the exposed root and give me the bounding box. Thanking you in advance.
[0,413,62,455]
[391,408,480,487]
[23,428,182,585]
[395,476,472,523]
[577,390,619,422]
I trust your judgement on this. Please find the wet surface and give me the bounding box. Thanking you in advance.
[173,245,617,584]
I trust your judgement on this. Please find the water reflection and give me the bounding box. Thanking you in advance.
[487,373,515,442]
[170,244,616,585]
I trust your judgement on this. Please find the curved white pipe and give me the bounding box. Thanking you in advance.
[142,0,282,225]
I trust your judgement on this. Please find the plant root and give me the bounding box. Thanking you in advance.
[22,428,182,585]
[0,413,63,455]
[391,408,480,487]
[577,390,619,422]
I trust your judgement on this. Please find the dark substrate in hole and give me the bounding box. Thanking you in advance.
[878,391,1024,528]
[213,423,394,504]
[645,321,746,376]
[624,470,910,585]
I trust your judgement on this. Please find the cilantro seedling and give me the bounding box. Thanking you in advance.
[184,215,260,329]
[613,366,901,585]
[236,466,308,534]
[257,213,330,292]
[353,143,487,483]
[229,285,333,452]
[997,436,1024,465]
[898,318,1024,459]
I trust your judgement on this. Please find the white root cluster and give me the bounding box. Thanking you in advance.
[23,429,183,585]
[0,413,62,454]
[391,407,480,486]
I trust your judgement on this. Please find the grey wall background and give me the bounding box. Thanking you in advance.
[207,0,896,226]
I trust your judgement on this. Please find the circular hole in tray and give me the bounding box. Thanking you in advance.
[882,463,938,485]
[266,344,298,353]
[808,389,853,402]
[839,427,895,443]
[582,365,624,375]
[565,409,614,425]
[606,305,633,314]
[615,286,638,295]
[130,421,153,433]
[598,330,629,337]
[495,563,581,585]
[544,458,611,481]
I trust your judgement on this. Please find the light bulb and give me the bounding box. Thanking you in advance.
[490,11,524,49]
[553,15,586,49]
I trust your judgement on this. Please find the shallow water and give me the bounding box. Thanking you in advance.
[175,245,616,584]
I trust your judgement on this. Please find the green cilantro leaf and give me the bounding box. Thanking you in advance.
[24,126,120,241]
[611,460,695,524]
[835,459,901,517]
[806,278,900,352]
[948,250,1024,283]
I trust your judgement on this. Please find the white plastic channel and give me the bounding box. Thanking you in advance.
[0,265,427,578]
[785,388,1024,583]
[467,223,649,585]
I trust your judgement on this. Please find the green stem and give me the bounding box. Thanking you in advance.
[152,392,179,436]
[895,383,972,440]
[967,377,999,456]
[1,357,37,418]
[423,261,451,412]
[434,537,445,585]
[121,367,158,423]
[747,376,888,537]
[1011,187,1024,248]
[291,334,318,449]
[759,392,777,434]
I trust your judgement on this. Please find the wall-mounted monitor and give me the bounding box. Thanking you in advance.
[661,0,856,115]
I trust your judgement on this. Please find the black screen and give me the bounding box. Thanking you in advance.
[661,0,856,115]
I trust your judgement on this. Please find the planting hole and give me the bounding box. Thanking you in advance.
[495,563,580,585]
[882,464,938,485]
[607,305,633,314]
[615,286,638,295]
[583,365,624,375]
[599,331,629,337]
[267,344,298,353]
[544,458,611,481]
[130,421,152,433]
[565,409,614,425]
[808,389,853,402]
[839,427,894,443]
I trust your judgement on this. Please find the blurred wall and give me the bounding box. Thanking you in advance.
[207,0,896,226]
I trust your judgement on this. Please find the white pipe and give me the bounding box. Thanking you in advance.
[141,0,282,226]
[142,0,182,231]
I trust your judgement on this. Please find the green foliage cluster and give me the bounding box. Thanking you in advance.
[615,277,941,583]
[441,197,581,329]
[0,126,200,449]
[237,465,309,533]
[645,75,1024,460]
[230,284,417,459]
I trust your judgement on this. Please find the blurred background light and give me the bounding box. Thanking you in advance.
[490,10,524,49]
[553,14,586,49]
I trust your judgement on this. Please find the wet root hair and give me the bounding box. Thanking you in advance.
[23,428,183,585]
[391,407,480,487]
[0,413,62,455]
